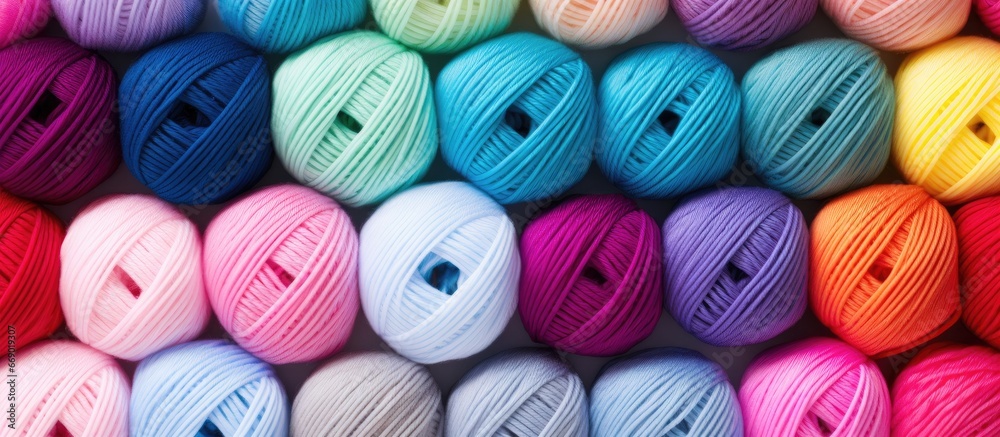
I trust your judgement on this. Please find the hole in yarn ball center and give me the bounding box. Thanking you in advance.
[196,420,224,437]
[725,262,749,283]
[336,111,363,134]
[809,107,831,127]
[867,262,892,283]
[425,260,461,296]
[266,259,296,288]
[582,267,607,285]
[52,421,71,437]
[113,266,142,298]
[28,91,63,126]
[504,108,533,137]
[658,110,681,136]
[969,118,996,144]
[169,101,212,128]
[817,417,833,436]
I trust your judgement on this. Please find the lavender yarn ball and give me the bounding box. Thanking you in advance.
[52,0,205,52]
[662,187,808,346]
[673,0,818,51]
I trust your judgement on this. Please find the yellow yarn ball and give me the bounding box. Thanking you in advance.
[893,36,1000,205]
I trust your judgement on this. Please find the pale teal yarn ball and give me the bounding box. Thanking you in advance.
[217,0,367,53]
[436,32,597,204]
[272,30,437,207]
[741,39,894,199]
[599,43,740,199]
[371,0,520,53]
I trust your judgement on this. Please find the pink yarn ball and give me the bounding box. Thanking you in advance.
[820,0,970,52]
[0,0,51,48]
[892,343,1000,436]
[529,0,669,49]
[204,184,360,364]
[739,337,891,437]
[60,194,209,361]
[978,0,1000,35]
[18,341,130,436]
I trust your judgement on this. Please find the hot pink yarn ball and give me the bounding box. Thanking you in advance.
[529,0,669,49]
[892,343,1000,436]
[204,184,360,364]
[739,337,891,437]
[820,0,971,52]
[18,341,130,436]
[978,0,1000,35]
[60,194,209,361]
[0,0,51,48]
[519,194,662,356]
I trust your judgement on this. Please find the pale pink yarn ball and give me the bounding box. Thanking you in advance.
[820,0,970,52]
[529,0,669,49]
[0,0,51,48]
[60,194,209,361]
[203,184,360,364]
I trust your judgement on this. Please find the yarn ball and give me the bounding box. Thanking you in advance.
[371,0,519,53]
[978,0,1000,35]
[892,343,1000,436]
[446,348,588,437]
[51,0,205,52]
[674,0,817,51]
[18,341,130,436]
[821,0,970,52]
[590,348,742,436]
[954,196,1000,348]
[59,194,208,361]
[436,33,596,204]
[739,337,891,437]
[359,182,519,364]
[598,43,739,199]
[204,184,358,365]
[810,184,960,357]
[519,195,661,356]
[741,39,894,199]
[0,0,51,48]
[120,32,272,205]
[0,37,120,204]
[131,340,289,437]
[0,191,63,348]
[292,351,443,436]
[663,187,808,346]
[893,36,1000,205]
[273,30,436,207]
[529,0,668,49]
[217,0,366,53]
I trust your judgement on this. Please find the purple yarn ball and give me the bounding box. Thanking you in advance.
[51,0,205,52]
[663,187,808,346]
[673,0,818,51]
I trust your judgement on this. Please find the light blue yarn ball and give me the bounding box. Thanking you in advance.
[598,43,740,199]
[741,39,894,199]
[590,348,743,437]
[130,340,289,437]
[436,32,597,204]
[217,0,367,53]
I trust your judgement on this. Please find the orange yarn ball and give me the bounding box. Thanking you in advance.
[954,196,1000,348]
[810,185,959,357]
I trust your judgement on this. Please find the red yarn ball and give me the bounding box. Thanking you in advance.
[0,190,64,348]
[519,194,662,356]
[954,196,1000,348]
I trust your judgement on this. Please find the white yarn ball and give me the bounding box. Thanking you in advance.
[446,348,589,437]
[359,181,520,364]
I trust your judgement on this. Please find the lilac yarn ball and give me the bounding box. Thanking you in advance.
[662,187,808,346]
[673,0,818,51]
[52,0,205,52]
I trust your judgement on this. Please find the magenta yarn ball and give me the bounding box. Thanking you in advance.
[51,0,205,52]
[0,0,51,48]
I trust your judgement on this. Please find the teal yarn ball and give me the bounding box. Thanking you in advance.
[436,32,597,204]
[371,0,520,53]
[598,43,740,199]
[272,30,437,207]
[217,0,366,53]
[741,39,894,199]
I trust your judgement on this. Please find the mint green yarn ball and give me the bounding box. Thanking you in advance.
[272,31,437,206]
[371,0,520,53]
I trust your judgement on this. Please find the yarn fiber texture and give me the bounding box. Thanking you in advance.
[0,0,50,48]
[741,39,894,199]
[204,184,359,365]
[371,0,520,53]
[292,351,443,437]
[51,0,205,51]
[598,43,739,199]
[590,348,742,436]
[0,191,63,348]
[893,36,1000,205]
[810,184,959,357]
[446,348,588,437]
[519,194,662,356]
[663,187,808,346]
[18,341,130,436]
[60,194,208,361]
[954,196,1000,348]
[436,32,597,204]
[120,32,272,205]
[529,0,668,49]
[673,0,817,51]
[821,0,970,52]
[739,337,891,437]
[978,0,1000,35]
[131,340,289,437]
[218,0,366,53]
[273,30,436,207]
[359,182,519,364]
[0,37,120,204]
